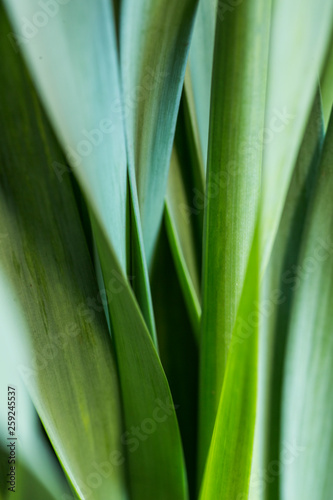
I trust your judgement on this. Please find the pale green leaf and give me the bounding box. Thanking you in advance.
[251,92,324,500]
[4,0,127,272]
[320,32,333,129]
[0,16,126,498]
[3,4,188,496]
[0,274,70,500]
[281,110,333,500]
[4,0,157,346]
[260,0,333,275]
[187,0,217,164]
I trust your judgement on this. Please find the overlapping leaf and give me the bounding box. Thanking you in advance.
[165,112,203,336]
[92,218,188,500]
[4,0,158,343]
[0,274,70,500]
[200,232,259,499]
[281,110,333,500]
[3,3,188,499]
[0,14,126,497]
[260,0,333,274]
[251,92,324,500]
[151,225,199,500]
[120,0,199,264]
[187,0,217,165]
[5,0,127,271]
[198,0,271,480]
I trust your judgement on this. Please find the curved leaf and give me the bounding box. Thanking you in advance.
[260,0,333,274]
[0,274,70,500]
[4,0,127,272]
[3,3,188,497]
[0,15,126,498]
[165,120,202,336]
[120,0,198,264]
[281,110,333,500]
[93,218,188,500]
[4,0,157,346]
[251,92,324,500]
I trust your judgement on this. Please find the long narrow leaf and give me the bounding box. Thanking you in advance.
[3,3,189,497]
[200,232,259,499]
[199,0,271,478]
[260,0,333,274]
[120,0,198,264]
[4,0,158,345]
[251,92,324,500]
[281,110,333,500]
[187,0,217,164]
[0,16,126,498]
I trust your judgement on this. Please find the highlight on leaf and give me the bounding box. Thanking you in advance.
[1,1,333,499]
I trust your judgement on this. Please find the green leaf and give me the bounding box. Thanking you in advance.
[165,113,203,337]
[3,4,189,497]
[0,445,58,500]
[200,231,259,500]
[4,0,127,272]
[281,110,333,500]
[198,0,271,479]
[120,0,198,264]
[0,12,126,498]
[260,0,333,275]
[187,0,217,165]
[4,0,157,344]
[320,32,333,129]
[151,224,199,500]
[0,274,71,500]
[251,91,324,500]
[127,181,158,345]
[92,218,188,500]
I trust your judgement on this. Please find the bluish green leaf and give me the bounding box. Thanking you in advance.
[0,15,126,497]
[120,0,199,264]
[281,109,333,500]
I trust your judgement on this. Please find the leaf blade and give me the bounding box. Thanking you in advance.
[0,14,126,498]
[199,0,271,479]
[120,0,198,264]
